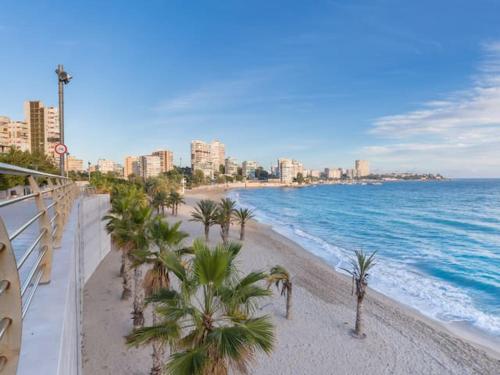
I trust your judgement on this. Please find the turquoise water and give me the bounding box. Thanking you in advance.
[230,180,500,336]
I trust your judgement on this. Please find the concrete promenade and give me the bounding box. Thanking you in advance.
[8,194,111,375]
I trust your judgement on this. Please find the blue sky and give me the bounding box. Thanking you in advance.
[1,0,500,177]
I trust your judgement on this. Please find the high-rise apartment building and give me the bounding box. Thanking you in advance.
[325,167,342,179]
[191,140,226,178]
[278,158,304,183]
[97,159,115,174]
[242,160,258,179]
[292,160,304,177]
[278,158,294,183]
[191,140,212,177]
[24,101,59,159]
[210,140,225,172]
[152,150,174,173]
[139,155,161,179]
[124,156,139,178]
[0,116,30,152]
[224,157,239,176]
[355,160,370,177]
[65,156,84,172]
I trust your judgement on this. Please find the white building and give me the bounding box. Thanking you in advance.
[139,155,161,179]
[308,169,321,178]
[97,159,115,174]
[278,158,294,183]
[355,160,370,177]
[210,140,225,172]
[325,167,342,179]
[191,139,226,178]
[0,116,30,152]
[225,157,239,176]
[242,160,258,179]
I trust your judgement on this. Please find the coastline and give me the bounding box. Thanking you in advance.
[187,188,500,361]
[82,187,500,375]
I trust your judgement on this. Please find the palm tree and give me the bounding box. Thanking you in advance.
[216,198,236,244]
[233,208,254,241]
[190,199,218,242]
[127,240,275,375]
[103,185,148,300]
[343,250,376,338]
[267,265,292,319]
[168,191,185,215]
[135,216,189,375]
[152,190,168,215]
[127,205,153,329]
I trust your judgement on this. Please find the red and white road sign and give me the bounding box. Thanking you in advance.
[54,143,68,155]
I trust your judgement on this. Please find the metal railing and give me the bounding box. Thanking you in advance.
[0,162,80,374]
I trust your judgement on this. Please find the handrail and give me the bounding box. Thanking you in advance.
[0,162,80,374]
[0,162,68,179]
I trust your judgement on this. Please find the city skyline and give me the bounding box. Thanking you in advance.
[1,1,500,177]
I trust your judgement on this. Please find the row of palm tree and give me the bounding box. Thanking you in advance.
[104,184,377,373]
[151,189,185,216]
[190,198,255,243]
[104,186,280,374]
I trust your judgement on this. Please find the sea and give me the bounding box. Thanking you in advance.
[229,179,500,338]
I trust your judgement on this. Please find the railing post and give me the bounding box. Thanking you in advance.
[50,179,64,249]
[62,180,70,225]
[0,219,22,374]
[28,176,53,284]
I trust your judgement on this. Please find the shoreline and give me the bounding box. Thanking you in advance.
[187,188,500,359]
[82,189,500,375]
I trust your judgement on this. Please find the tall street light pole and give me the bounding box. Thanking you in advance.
[55,64,72,176]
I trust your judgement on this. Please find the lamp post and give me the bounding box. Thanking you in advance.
[55,64,72,176]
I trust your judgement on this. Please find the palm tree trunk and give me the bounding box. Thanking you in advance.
[286,285,292,320]
[150,310,164,375]
[119,249,125,277]
[354,295,363,336]
[121,253,132,300]
[204,225,210,242]
[240,223,245,241]
[132,266,145,328]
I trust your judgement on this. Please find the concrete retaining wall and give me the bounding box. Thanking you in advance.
[79,195,112,283]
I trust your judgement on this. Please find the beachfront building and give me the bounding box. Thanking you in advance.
[345,168,355,179]
[210,140,225,172]
[139,155,161,179]
[278,158,294,183]
[65,155,84,172]
[325,167,342,179]
[0,116,30,152]
[242,160,258,179]
[97,159,115,174]
[191,140,213,178]
[124,156,138,178]
[225,157,239,176]
[191,139,226,178]
[24,101,60,159]
[355,160,370,177]
[152,149,174,173]
[309,169,321,178]
[292,160,304,178]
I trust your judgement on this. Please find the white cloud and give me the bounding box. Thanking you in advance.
[365,42,500,177]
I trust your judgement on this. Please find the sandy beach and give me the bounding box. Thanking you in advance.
[82,188,500,375]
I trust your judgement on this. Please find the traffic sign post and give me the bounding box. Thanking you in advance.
[54,143,68,156]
